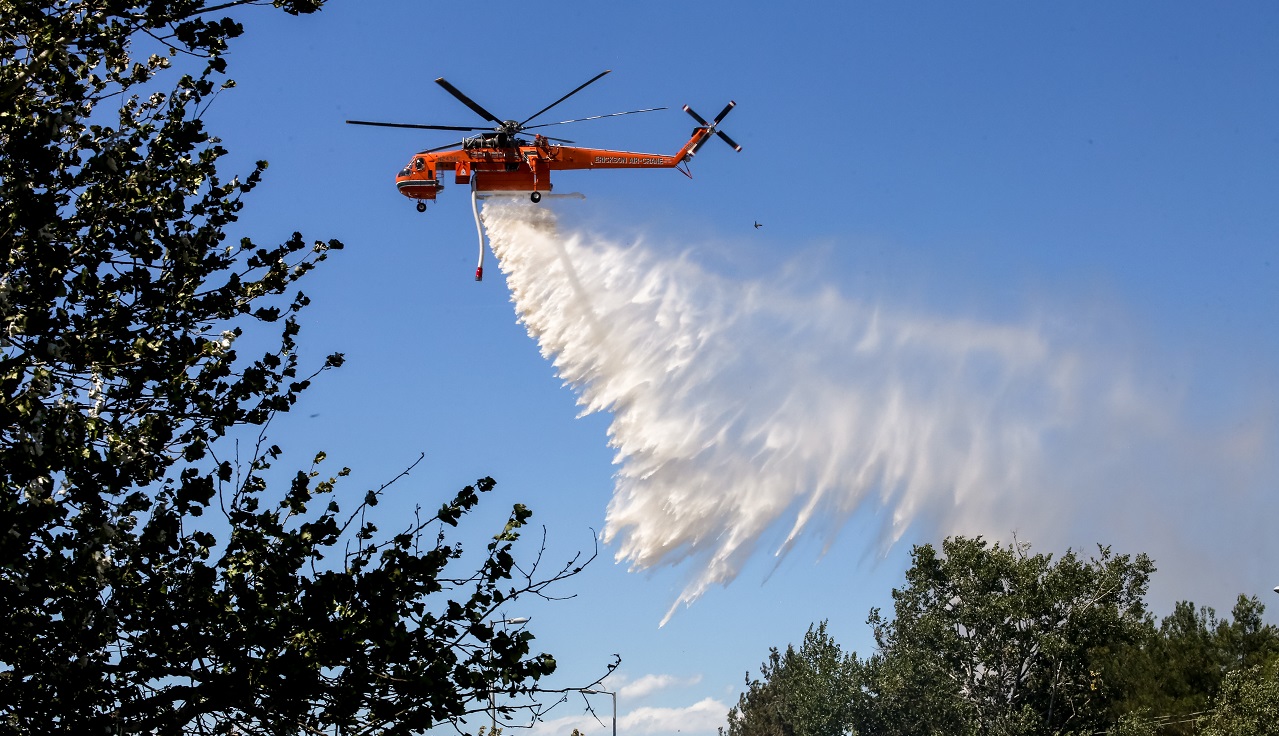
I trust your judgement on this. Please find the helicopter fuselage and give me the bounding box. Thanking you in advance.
[395,132,699,203]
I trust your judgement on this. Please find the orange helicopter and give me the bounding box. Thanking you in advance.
[347,70,740,280]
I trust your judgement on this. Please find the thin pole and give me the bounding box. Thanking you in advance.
[583,689,617,736]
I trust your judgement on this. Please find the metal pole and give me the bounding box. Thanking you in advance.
[489,618,529,735]
[583,689,617,736]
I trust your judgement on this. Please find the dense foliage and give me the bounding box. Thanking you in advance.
[1,2,596,733]
[725,536,1279,735]
[1104,594,1279,734]
[723,621,861,736]
[1198,662,1279,736]
[862,537,1155,735]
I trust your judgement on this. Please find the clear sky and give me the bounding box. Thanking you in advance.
[205,2,1277,734]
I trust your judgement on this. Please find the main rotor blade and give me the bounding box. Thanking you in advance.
[683,105,710,127]
[418,140,467,154]
[347,119,486,132]
[435,78,503,125]
[716,130,742,152]
[520,69,612,126]
[539,135,576,144]
[524,107,667,130]
[713,101,736,125]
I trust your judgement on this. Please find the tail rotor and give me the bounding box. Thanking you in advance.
[684,100,742,157]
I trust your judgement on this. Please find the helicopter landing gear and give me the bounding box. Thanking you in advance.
[530,191,542,203]
[416,201,427,213]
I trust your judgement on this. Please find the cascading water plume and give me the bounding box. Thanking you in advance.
[481,200,1276,625]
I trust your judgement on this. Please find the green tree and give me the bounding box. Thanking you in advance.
[860,536,1155,735]
[1110,712,1160,736]
[1219,595,1279,671]
[722,621,863,736]
[1136,601,1225,731]
[1,2,600,733]
[1199,662,1279,736]
[1105,595,1279,734]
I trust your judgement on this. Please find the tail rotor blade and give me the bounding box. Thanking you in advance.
[435,78,503,125]
[713,100,736,124]
[683,105,710,127]
[716,130,742,152]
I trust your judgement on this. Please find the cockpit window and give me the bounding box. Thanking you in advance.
[398,167,411,177]
[414,158,425,171]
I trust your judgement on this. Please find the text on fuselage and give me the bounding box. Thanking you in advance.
[593,156,668,165]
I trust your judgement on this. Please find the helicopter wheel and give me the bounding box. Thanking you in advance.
[530,191,542,203]
[416,201,427,213]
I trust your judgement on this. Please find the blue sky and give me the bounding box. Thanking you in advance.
[205,2,1277,734]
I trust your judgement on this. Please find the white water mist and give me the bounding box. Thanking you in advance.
[482,201,1276,624]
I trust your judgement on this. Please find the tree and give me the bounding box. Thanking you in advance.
[1110,712,1159,736]
[1126,600,1226,731]
[1218,595,1279,672]
[860,536,1155,735]
[1,2,600,733]
[1199,662,1279,736]
[726,539,1279,735]
[722,621,863,736]
[1105,594,1279,734]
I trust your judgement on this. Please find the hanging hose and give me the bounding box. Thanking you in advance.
[471,173,485,281]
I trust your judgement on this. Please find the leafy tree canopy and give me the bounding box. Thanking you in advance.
[727,536,1279,736]
[862,536,1155,735]
[722,620,862,736]
[1107,593,1279,734]
[1,2,603,734]
[725,537,1163,736]
[1199,661,1279,736]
